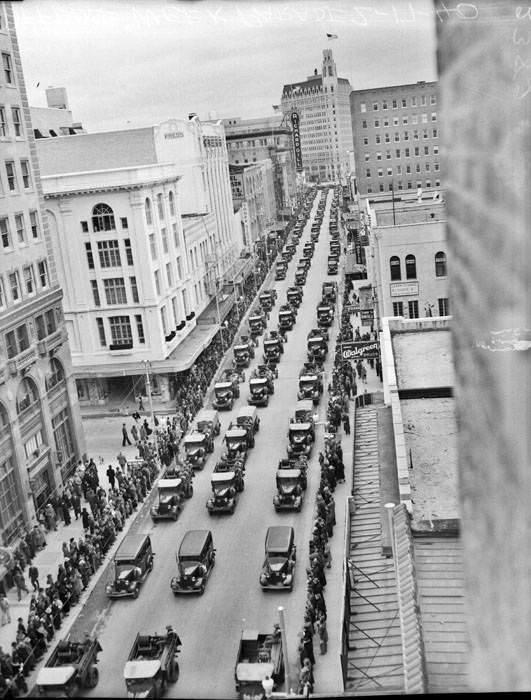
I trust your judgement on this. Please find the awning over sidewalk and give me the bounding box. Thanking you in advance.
[197,289,236,326]
[229,256,255,284]
[166,323,220,372]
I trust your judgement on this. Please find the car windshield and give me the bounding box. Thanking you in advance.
[300,379,316,388]
[226,437,243,448]
[126,679,155,692]
[215,385,232,395]
[309,338,322,346]
[279,477,298,489]
[213,481,232,493]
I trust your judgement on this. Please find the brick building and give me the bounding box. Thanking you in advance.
[350,81,441,196]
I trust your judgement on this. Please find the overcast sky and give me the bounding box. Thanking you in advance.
[14,0,437,132]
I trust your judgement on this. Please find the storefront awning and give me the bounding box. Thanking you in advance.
[197,289,236,326]
[166,323,220,372]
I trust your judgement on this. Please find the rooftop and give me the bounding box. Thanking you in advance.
[350,80,438,96]
[391,328,454,389]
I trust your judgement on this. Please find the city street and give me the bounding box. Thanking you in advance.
[69,188,346,698]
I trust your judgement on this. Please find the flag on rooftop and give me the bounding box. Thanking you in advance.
[326,33,338,40]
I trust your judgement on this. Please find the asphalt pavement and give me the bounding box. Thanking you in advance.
[60,187,350,699]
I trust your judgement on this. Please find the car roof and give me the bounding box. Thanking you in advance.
[116,534,150,560]
[296,399,313,410]
[250,377,267,384]
[211,472,235,482]
[234,344,249,351]
[124,660,161,680]
[237,406,256,417]
[226,428,247,437]
[184,432,205,443]
[215,381,233,389]
[196,409,217,420]
[179,529,211,556]
[299,375,317,382]
[290,422,312,430]
[37,666,77,687]
[158,478,182,489]
[277,468,301,478]
[266,525,294,550]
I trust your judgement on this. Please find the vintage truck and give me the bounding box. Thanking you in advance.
[35,636,102,697]
[123,627,181,698]
[234,628,284,699]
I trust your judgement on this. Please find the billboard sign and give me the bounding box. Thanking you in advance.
[360,308,374,324]
[291,111,303,172]
[341,341,380,361]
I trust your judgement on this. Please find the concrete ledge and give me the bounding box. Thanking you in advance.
[377,405,401,557]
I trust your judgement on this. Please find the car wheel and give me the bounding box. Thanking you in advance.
[84,666,99,689]
[132,587,139,599]
[173,511,178,521]
[200,582,205,595]
[250,438,255,448]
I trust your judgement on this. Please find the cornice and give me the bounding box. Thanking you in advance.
[43,175,181,200]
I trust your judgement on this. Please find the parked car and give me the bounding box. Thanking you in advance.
[106,534,154,599]
[259,526,296,591]
[287,423,313,458]
[182,431,209,469]
[170,530,215,595]
[193,408,221,441]
[297,373,323,405]
[236,405,260,437]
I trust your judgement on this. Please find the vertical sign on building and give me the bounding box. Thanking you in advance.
[291,111,303,172]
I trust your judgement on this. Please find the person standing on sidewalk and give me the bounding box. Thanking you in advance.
[0,594,10,625]
[316,614,328,655]
[14,570,29,601]
[121,423,132,447]
[28,564,39,592]
[342,411,351,435]
[130,423,139,444]
[106,465,116,491]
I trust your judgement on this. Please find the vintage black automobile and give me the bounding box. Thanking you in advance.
[251,363,276,387]
[298,257,311,272]
[287,286,303,308]
[106,534,153,599]
[259,526,296,591]
[182,431,209,469]
[224,424,253,455]
[275,260,288,281]
[150,478,183,521]
[236,405,261,439]
[214,456,245,489]
[206,472,240,514]
[307,334,328,363]
[278,306,295,331]
[223,367,244,388]
[213,381,235,410]
[263,338,282,364]
[294,269,307,287]
[327,256,339,275]
[249,314,266,338]
[287,422,313,458]
[297,373,323,406]
[293,399,316,438]
[322,281,337,304]
[329,240,340,256]
[193,408,221,441]
[233,343,253,368]
[248,377,270,407]
[278,456,308,490]
[317,303,334,328]
[273,469,304,512]
[310,229,320,243]
[259,289,277,310]
[170,530,215,595]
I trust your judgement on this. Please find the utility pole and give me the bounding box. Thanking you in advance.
[142,360,158,455]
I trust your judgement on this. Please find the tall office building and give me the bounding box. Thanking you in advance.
[0,2,85,543]
[350,81,441,196]
[281,49,353,184]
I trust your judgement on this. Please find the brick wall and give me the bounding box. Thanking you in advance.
[437,0,531,691]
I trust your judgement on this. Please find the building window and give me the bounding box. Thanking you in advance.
[394,132,399,142]
[130,276,139,303]
[425,163,431,171]
[414,147,420,156]
[5,324,27,358]
[135,314,145,344]
[438,298,449,316]
[90,279,101,306]
[364,152,370,162]
[5,160,16,190]
[9,271,20,301]
[172,223,179,248]
[24,430,43,461]
[390,256,401,281]
[393,301,403,316]
[92,203,115,232]
[169,190,175,216]
[166,262,173,286]
[393,117,399,126]
[396,165,402,175]
[80,221,89,233]
[433,145,439,155]
[30,211,40,239]
[161,306,168,335]
[96,318,106,346]
[367,185,373,193]
[403,131,409,141]
[375,135,381,145]
[2,53,13,84]
[402,116,408,125]
[372,102,378,111]
[395,149,401,158]
[411,96,417,106]
[46,357,65,392]
[360,102,367,112]
[365,168,371,178]
[385,133,390,143]
[432,128,438,138]
[416,180,422,188]
[0,276,5,308]
[16,377,39,415]
[406,164,411,173]
[377,168,383,177]
[11,107,21,137]
[161,227,168,254]
[423,129,429,139]
[85,242,94,269]
[435,179,440,187]
[123,238,133,266]
[392,99,397,109]
[97,240,121,267]
[361,119,367,128]
[431,94,437,105]
[37,260,49,288]
[405,254,417,279]
[401,98,407,107]
[0,217,10,248]
[426,180,431,188]
[421,113,428,123]
[176,256,183,279]
[14,213,25,243]
[413,130,419,140]
[23,265,35,295]
[412,115,418,125]
[405,148,410,157]
[431,112,437,122]
[154,270,161,296]
[109,316,132,346]
[387,168,392,176]
[382,100,388,110]
[408,300,419,318]
[157,193,165,220]
[149,233,157,260]
[120,217,128,229]
[397,181,403,190]
[145,197,152,225]
[103,277,127,305]
[386,151,391,160]
[0,106,6,137]
[363,137,369,146]
[384,119,389,128]
[420,95,427,106]
[435,251,447,277]
[434,162,440,171]
[379,183,384,192]
[415,163,421,173]
[423,146,429,155]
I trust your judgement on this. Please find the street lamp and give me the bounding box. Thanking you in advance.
[141,360,158,455]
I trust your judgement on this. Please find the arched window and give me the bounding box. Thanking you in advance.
[405,254,417,279]
[390,256,401,281]
[91,203,115,232]
[145,198,152,226]
[157,193,165,221]
[46,358,65,391]
[435,251,447,277]
[168,191,175,217]
[16,377,39,415]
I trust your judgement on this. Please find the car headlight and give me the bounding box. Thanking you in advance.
[106,584,112,593]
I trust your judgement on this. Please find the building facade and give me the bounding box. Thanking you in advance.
[350,81,441,196]
[364,196,449,326]
[36,118,242,403]
[229,160,276,248]
[223,115,296,217]
[281,49,353,184]
[0,3,85,543]
[30,86,85,139]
